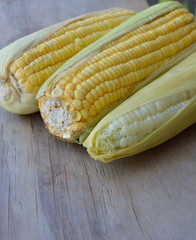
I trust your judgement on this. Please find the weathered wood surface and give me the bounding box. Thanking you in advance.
[0,0,195,239]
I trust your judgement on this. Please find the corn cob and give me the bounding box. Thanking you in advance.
[38,2,196,143]
[83,51,196,162]
[0,8,135,114]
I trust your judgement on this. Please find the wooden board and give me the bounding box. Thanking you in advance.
[0,0,195,239]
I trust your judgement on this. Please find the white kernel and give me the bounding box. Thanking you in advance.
[109,123,117,131]
[119,116,129,125]
[180,100,188,107]
[112,133,121,140]
[156,113,164,125]
[121,125,132,136]
[142,119,150,134]
[146,117,156,131]
[128,112,139,122]
[134,109,144,120]
[151,115,159,128]
[121,115,131,124]
[147,103,157,115]
[148,119,154,133]
[120,138,127,148]
[126,136,133,145]
[140,105,149,115]
[129,122,139,135]
[155,100,165,112]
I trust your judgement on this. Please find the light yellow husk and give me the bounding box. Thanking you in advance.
[83,51,196,162]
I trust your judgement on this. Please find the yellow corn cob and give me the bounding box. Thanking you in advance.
[83,51,196,162]
[0,8,135,114]
[38,2,196,142]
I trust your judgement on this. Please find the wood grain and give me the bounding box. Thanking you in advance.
[0,0,195,240]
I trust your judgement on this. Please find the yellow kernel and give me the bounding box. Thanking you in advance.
[30,63,40,73]
[32,86,40,94]
[91,89,99,99]
[70,111,81,121]
[81,109,89,119]
[95,72,105,82]
[29,74,39,86]
[70,122,84,132]
[66,82,75,90]
[37,72,45,86]
[86,78,96,88]
[74,111,82,121]
[70,122,79,131]
[83,100,91,110]
[94,100,102,111]
[67,104,74,112]
[81,69,92,78]
[77,71,88,80]
[76,84,88,95]
[104,93,111,105]
[114,79,122,88]
[84,66,97,75]
[9,62,18,74]
[89,107,97,117]
[65,89,74,98]
[22,52,33,63]
[74,90,85,100]
[105,81,114,91]
[14,58,27,68]
[73,77,81,85]
[58,83,66,91]
[96,85,104,96]
[18,78,28,87]
[99,96,106,107]
[42,68,51,79]
[22,84,34,93]
[81,81,91,91]
[24,66,34,77]
[72,99,83,110]
[38,42,50,52]
[36,58,45,69]
[14,68,26,79]
[86,92,95,103]
[75,38,85,46]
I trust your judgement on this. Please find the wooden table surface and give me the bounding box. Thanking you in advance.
[0,0,195,239]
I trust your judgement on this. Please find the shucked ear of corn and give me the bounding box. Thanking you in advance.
[0,8,135,114]
[83,51,196,162]
[38,2,196,143]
